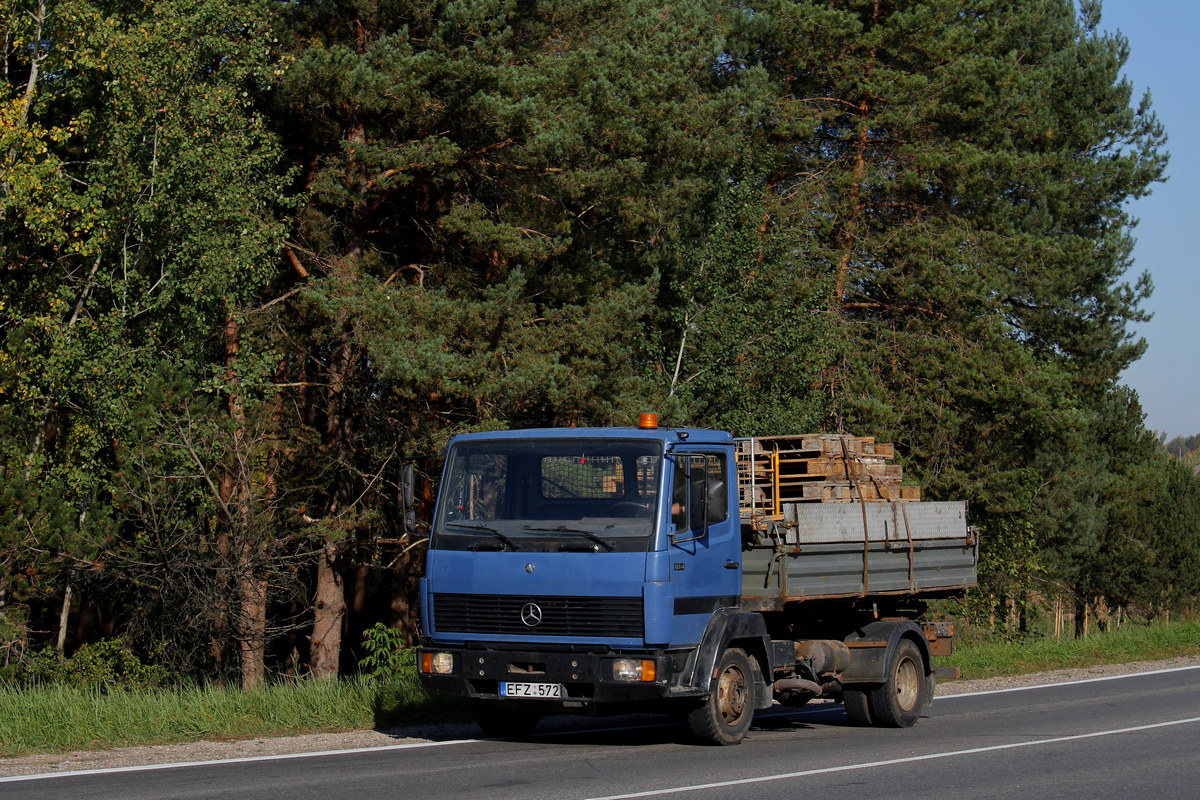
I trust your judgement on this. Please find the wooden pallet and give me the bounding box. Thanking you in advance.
[736,434,921,515]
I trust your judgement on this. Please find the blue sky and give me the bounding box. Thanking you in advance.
[1100,1,1199,440]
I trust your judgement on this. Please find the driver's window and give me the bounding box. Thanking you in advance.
[671,460,690,529]
[672,454,727,533]
[703,456,727,525]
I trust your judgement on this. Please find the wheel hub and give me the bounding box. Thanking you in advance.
[895,656,920,712]
[717,664,748,723]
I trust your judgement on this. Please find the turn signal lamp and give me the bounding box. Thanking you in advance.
[638,413,659,429]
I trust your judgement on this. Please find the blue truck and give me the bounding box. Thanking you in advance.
[415,417,977,744]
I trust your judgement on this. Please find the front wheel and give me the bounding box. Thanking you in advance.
[688,647,755,745]
[866,639,929,727]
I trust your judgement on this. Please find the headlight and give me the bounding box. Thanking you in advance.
[420,651,455,674]
[612,658,656,682]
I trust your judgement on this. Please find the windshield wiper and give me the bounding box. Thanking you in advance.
[522,525,616,552]
[445,522,520,551]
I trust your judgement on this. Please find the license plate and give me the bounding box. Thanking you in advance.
[500,681,562,699]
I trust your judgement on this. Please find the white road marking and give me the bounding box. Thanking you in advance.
[2,662,1197,783]
[0,738,477,784]
[577,715,1200,800]
[933,663,1200,697]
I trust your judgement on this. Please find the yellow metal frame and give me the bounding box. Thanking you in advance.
[771,451,780,516]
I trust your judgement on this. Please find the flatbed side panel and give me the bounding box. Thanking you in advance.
[741,538,977,602]
[778,500,969,544]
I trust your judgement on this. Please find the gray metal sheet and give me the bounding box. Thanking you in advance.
[741,538,978,601]
[779,500,968,544]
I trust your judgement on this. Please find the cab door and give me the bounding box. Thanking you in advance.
[666,450,739,645]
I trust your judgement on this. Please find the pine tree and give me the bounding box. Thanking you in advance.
[265,0,764,674]
[748,0,1166,608]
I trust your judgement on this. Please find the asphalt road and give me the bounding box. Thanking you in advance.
[5,666,1200,800]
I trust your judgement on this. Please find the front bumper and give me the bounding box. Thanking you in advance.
[417,645,690,711]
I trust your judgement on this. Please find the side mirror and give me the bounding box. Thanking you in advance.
[401,462,416,535]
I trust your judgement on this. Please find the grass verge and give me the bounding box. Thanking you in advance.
[943,619,1200,680]
[3,621,1198,758]
[0,670,467,759]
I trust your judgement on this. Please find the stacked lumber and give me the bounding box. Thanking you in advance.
[736,434,920,515]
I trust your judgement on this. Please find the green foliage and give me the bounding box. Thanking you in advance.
[1,0,293,680]
[741,0,1173,622]
[0,0,1194,686]
[359,622,413,681]
[14,639,170,691]
[944,619,1200,680]
[658,173,833,432]
[0,677,384,757]
[1162,433,1200,467]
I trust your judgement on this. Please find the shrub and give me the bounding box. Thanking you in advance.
[359,622,414,681]
[16,639,171,691]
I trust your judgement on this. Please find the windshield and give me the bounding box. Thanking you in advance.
[432,438,662,553]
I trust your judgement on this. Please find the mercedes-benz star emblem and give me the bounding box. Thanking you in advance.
[520,602,543,627]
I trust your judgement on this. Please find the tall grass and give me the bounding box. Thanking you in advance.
[0,672,466,758]
[944,619,1200,680]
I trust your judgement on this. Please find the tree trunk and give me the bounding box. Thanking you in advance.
[56,580,73,652]
[308,271,358,676]
[220,314,269,690]
[210,523,231,677]
[834,104,870,306]
[832,0,880,308]
[238,542,268,691]
[349,561,372,650]
[308,110,369,678]
[310,541,346,679]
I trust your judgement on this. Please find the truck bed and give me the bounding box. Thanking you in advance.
[739,501,977,608]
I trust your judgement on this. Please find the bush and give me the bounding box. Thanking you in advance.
[0,614,28,684]
[16,639,171,691]
[359,622,413,681]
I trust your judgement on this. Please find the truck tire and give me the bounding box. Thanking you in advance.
[688,647,755,745]
[866,639,928,727]
[842,687,872,726]
[472,700,541,739]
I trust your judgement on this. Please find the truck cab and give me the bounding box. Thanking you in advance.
[417,424,761,736]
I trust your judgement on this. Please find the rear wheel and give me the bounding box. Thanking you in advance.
[866,639,928,727]
[688,647,755,745]
[842,687,872,726]
[472,700,541,739]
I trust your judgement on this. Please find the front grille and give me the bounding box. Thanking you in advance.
[432,593,644,638]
